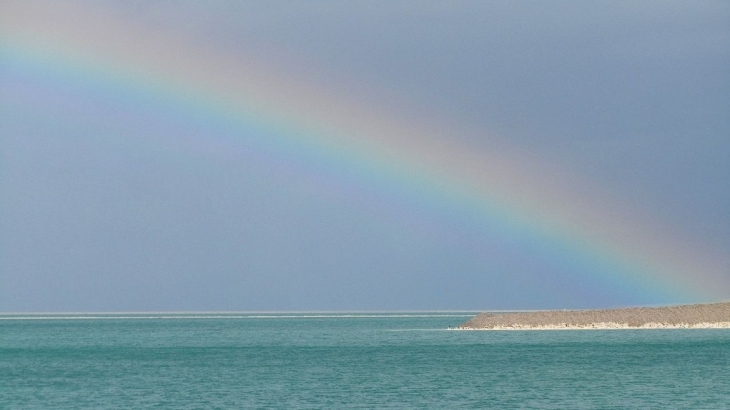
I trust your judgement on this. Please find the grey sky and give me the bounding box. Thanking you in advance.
[106,0,729,243]
[1,1,728,311]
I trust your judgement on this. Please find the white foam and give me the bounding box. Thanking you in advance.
[458,322,730,330]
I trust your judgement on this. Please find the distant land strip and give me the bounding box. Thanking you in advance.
[458,302,730,330]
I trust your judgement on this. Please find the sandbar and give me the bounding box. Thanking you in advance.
[458,302,730,330]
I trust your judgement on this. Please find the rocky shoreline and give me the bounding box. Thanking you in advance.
[458,302,730,330]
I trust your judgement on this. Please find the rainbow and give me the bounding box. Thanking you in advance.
[2,1,728,303]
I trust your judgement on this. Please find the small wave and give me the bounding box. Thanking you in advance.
[385,328,457,332]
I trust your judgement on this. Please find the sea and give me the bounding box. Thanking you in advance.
[1,312,729,409]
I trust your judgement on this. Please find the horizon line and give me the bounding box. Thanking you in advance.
[4,301,726,316]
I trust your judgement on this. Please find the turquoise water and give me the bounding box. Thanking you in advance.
[1,313,729,409]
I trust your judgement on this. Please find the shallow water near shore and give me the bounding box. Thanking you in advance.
[2,313,729,408]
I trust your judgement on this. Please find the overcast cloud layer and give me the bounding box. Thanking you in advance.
[1,1,728,311]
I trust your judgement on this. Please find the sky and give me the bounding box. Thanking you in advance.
[1,0,728,312]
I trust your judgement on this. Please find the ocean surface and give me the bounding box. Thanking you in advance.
[2,312,729,409]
